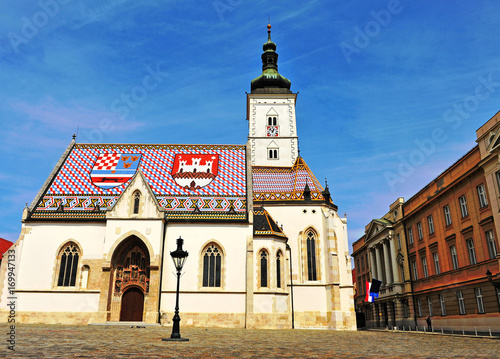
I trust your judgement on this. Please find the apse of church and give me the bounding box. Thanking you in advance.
[0,25,356,330]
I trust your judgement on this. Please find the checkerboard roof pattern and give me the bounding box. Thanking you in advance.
[32,143,247,220]
[47,144,246,196]
[252,156,325,201]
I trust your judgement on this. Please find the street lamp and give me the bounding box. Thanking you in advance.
[486,269,500,289]
[162,237,189,342]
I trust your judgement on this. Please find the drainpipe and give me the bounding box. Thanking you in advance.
[286,243,295,329]
[158,218,168,324]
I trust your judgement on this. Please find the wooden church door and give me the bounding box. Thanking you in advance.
[120,288,144,322]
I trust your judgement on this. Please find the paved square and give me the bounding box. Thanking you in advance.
[3,324,500,358]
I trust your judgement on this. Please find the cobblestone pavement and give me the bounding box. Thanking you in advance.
[2,324,500,358]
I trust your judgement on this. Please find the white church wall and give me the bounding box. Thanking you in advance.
[264,204,329,281]
[161,223,252,293]
[18,292,99,312]
[162,292,244,314]
[293,285,327,311]
[16,222,106,290]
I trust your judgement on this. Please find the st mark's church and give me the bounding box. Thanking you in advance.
[0,25,356,330]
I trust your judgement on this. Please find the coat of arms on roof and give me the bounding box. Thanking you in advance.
[171,154,219,191]
[90,153,142,189]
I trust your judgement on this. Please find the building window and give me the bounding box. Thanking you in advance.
[276,251,282,288]
[496,171,500,193]
[408,228,414,245]
[475,288,485,314]
[427,215,435,235]
[417,222,423,240]
[404,302,409,318]
[421,256,428,278]
[417,298,422,317]
[443,205,452,226]
[477,184,488,208]
[202,243,222,287]
[433,252,440,275]
[450,245,459,270]
[411,260,418,280]
[357,259,360,271]
[306,231,318,281]
[459,196,468,217]
[133,191,141,214]
[486,230,498,259]
[361,257,365,271]
[268,148,279,159]
[260,250,268,288]
[57,243,80,287]
[439,294,446,316]
[457,291,466,315]
[397,234,401,250]
[427,296,433,316]
[466,239,477,265]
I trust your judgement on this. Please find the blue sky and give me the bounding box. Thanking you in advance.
[1,1,500,252]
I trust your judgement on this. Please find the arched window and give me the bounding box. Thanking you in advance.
[202,243,222,287]
[57,243,80,287]
[133,191,141,214]
[81,265,90,289]
[260,250,268,288]
[306,231,317,281]
[276,250,283,288]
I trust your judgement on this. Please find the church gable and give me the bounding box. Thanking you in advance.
[30,144,247,222]
[107,170,164,219]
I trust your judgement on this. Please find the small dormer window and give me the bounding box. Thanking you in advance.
[133,191,141,214]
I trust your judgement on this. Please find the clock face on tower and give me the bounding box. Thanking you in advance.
[266,126,279,137]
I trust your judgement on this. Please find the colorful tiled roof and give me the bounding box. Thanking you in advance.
[252,157,326,202]
[31,143,247,221]
[253,207,287,238]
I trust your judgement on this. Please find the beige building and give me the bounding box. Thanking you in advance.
[352,198,413,328]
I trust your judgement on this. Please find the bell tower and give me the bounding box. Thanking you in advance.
[247,24,298,167]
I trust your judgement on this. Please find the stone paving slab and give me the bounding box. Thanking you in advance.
[2,324,500,358]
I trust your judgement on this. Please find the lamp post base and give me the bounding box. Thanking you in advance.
[162,337,189,342]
